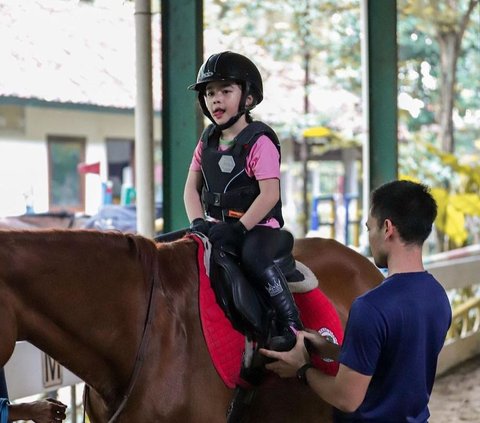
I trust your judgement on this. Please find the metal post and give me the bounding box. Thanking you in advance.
[360,0,398,250]
[161,0,203,232]
[70,384,77,423]
[134,0,155,237]
[360,0,371,251]
[366,0,398,190]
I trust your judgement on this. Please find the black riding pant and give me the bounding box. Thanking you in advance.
[240,226,280,285]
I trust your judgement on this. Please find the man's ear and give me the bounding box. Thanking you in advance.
[384,219,395,238]
[245,94,254,107]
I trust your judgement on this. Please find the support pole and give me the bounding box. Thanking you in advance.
[134,0,155,237]
[360,0,398,249]
[161,0,203,232]
[366,0,398,191]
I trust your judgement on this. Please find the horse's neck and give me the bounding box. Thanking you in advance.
[0,231,154,399]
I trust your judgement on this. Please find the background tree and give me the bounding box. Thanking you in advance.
[399,0,479,153]
[206,0,479,246]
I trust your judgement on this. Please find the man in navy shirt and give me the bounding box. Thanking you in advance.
[261,180,452,422]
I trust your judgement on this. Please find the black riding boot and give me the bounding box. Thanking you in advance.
[260,265,304,352]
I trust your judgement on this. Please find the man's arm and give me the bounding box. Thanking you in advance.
[305,363,371,413]
[8,398,67,423]
[260,332,371,413]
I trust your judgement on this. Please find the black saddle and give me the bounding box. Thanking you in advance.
[209,229,304,343]
[208,230,308,421]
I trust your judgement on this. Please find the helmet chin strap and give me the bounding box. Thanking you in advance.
[214,111,245,131]
[200,83,253,132]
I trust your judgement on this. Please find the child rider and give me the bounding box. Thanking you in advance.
[184,51,304,351]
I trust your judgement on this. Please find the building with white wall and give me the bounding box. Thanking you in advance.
[0,0,161,216]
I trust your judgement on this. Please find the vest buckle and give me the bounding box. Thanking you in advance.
[213,193,222,206]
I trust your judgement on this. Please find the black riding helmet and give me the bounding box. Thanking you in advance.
[188,51,263,130]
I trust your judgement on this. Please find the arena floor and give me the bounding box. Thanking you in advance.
[429,354,480,422]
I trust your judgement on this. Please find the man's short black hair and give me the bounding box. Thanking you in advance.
[371,180,437,245]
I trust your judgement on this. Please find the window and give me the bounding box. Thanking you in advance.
[106,138,134,204]
[47,136,85,212]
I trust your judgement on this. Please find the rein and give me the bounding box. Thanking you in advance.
[84,264,158,423]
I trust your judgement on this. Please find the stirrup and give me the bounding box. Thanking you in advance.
[266,325,298,352]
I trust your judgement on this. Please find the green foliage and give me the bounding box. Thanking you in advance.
[399,137,480,246]
[397,0,480,154]
[206,0,362,94]
[205,0,479,246]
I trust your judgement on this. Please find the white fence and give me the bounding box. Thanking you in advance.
[425,244,480,375]
[4,342,81,400]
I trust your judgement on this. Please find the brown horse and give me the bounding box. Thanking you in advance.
[0,230,383,422]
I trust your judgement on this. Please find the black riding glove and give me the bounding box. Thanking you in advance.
[189,218,211,236]
[208,221,248,255]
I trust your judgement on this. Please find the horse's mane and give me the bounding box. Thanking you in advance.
[0,229,198,316]
[0,228,162,287]
[96,231,198,316]
[79,231,163,292]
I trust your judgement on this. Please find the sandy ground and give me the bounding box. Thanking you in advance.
[429,354,480,422]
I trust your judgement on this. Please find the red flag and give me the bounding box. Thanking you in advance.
[77,162,100,175]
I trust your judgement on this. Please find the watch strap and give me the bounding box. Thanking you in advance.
[296,363,314,385]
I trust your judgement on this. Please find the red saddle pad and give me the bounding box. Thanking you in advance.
[190,234,344,389]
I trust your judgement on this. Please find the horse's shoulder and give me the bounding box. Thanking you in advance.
[293,237,353,260]
[155,236,198,264]
[293,236,383,283]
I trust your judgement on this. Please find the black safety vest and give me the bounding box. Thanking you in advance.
[200,121,284,226]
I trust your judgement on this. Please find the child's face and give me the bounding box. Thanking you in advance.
[204,81,250,126]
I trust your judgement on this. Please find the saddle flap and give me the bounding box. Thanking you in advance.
[211,249,268,338]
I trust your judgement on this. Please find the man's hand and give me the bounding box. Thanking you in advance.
[9,398,67,423]
[303,329,341,361]
[260,331,311,378]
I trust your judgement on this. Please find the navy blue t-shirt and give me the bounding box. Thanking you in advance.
[0,368,8,399]
[335,272,451,422]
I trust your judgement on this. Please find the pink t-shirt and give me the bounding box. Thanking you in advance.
[189,134,281,228]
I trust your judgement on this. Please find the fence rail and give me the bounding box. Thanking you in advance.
[425,244,480,375]
[4,341,81,400]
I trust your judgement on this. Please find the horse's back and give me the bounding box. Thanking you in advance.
[293,237,383,325]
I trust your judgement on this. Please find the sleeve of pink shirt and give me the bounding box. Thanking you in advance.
[188,140,203,171]
[245,135,280,180]
[247,135,281,228]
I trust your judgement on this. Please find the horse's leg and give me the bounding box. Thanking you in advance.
[246,378,333,422]
[85,386,109,423]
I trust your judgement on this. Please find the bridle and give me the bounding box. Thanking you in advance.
[83,269,158,423]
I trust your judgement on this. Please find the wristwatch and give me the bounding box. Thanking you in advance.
[296,363,314,385]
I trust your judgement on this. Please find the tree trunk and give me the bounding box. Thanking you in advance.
[437,31,459,153]
[435,0,479,153]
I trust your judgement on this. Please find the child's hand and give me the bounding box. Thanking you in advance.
[189,218,211,235]
[209,221,246,255]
